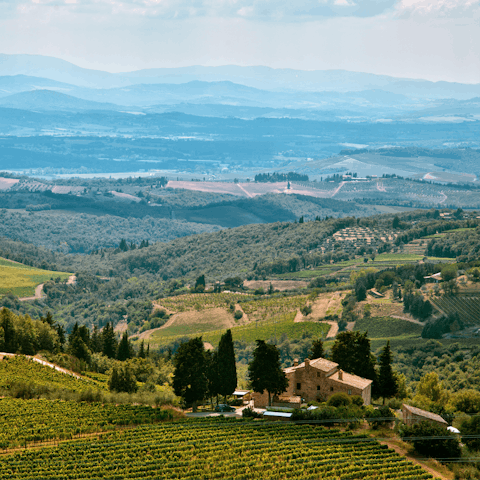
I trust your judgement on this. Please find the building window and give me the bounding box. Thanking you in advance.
[317,372,320,377]
[330,387,334,392]
[317,386,320,391]
[348,390,352,395]
[296,383,301,391]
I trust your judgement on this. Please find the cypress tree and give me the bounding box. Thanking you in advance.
[117,331,132,361]
[102,322,117,359]
[377,341,398,404]
[1,308,17,353]
[217,329,237,401]
[308,338,324,360]
[138,340,146,359]
[173,337,208,412]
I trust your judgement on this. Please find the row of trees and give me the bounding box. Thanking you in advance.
[173,330,237,411]
[172,329,398,409]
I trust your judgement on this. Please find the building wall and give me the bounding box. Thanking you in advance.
[402,406,447,429]
[253,362,371,407]
[326,378,371,405]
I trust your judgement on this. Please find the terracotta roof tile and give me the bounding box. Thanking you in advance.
[403,405,448,425]
[329,370,372,389]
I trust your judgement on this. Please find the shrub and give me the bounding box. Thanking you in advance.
[351,395,364,407]
[401,420,461,460]
[301,305,312,316]
[460,415,480,451]
[365,405,395,429]
[327,392,351,407]
[234,311,243,320]
[242,407,262,419]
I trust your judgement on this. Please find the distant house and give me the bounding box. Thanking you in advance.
[424,272,442,283]
[252,357,372,408]
[402,404,448,428]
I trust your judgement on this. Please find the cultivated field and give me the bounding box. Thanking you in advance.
[0,420,437,480]
[0,257,71,297]
[431,295,480,326]
[166,180,340,199]
[0,355,103,393]
[0,398,171,449]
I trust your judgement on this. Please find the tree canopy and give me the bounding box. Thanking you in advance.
[173,337,208,411]
[248,340,288,406]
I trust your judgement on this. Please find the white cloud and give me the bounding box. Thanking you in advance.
[334,0,357,6]
[395,0,480,17]
[9,0,396,20]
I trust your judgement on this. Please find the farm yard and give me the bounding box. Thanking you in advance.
[0,257,70,297]
[0,420,438,480]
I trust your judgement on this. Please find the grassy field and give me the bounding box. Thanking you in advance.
[0,257,70,297]
[423,227,476,239]
[354,316,423,339]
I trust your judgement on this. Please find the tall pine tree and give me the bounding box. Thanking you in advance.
[217,329,237,401]
[173,337,208,412]
[102,322,117,359]
[117,331,133,361]
[308,338,324,360]
[248,340,288,406]
[377,341,398,404]
[331,331,377,385]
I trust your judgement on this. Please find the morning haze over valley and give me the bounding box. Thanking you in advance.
[0,1,480,479]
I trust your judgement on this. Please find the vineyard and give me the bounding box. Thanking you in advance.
[150,314,330,347]
[0,355,104,393]
[239,295,308,321]
[0,257,70,297]
[159,293,254,313]
[0,419,437,480]
[0,398,172,449]
[354,317,423,339]
[432,295,480,326]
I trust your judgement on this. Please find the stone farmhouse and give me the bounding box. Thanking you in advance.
[252,357,372,407]
[402,404,448,428]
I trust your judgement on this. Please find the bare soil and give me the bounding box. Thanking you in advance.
[244,280,308,291]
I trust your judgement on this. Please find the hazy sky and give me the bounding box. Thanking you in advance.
[1,0,479,82]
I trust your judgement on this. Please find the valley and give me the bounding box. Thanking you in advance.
[1,54,480,480]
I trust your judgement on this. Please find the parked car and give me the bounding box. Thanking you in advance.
[215,404,235,412]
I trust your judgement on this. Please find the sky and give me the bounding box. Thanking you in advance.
[0,0,479,83]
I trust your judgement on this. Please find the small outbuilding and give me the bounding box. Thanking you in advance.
[402,404,448,428]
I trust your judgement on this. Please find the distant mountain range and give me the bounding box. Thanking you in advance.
[0,90,125,112]
[2,53,480,100]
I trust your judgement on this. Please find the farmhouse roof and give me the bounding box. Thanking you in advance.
[424,272,442,280]
[284,357,338,374]
[329,370,372,389]
[263,411,292,418]
[233,390,250,396]
[403,404,448,425]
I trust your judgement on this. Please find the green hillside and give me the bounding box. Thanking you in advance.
[0,257,70,297]
[0,355,104,393]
